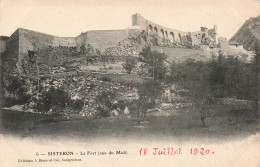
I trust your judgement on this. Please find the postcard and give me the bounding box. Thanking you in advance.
[0,0,259,166]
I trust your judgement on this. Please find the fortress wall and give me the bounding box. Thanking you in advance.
[218,37,230,50]
[0,36,9,55]
[52,36,76,47]
[151,46,212,63]
[7,27,140,65]
[77,29,138,51]
[18,28,77,54]
[0,36,9,106]
[18,28,77,64]
[2,29,20,75]
[127,28,141,38]
[19,28,54,54]
[75,33,85,51]
[132,13,189,43]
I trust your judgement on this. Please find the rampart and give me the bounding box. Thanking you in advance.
[76,28,140,51]
[1,13,219,78]
[132,13,218,46]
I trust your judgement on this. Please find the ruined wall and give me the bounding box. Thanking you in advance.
[208,25,218,44]
[18,28,76,60]
[218,37,230,50]
[190,31,203,46]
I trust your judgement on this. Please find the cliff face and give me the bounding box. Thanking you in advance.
[229,15,260,51]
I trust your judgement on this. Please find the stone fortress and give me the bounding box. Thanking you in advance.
[0,13,219,59]
[0,13,252,108]
[1,13,250,77]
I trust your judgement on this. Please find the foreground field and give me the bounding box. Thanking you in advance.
[1,103,258,142]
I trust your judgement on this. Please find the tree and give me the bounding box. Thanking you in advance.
[139,47,168,80]
[136,80,163,120]
[5,77,31,106]
[251,41,260,115]
[35,87,70,114]
[170,59,213,127]
[95,90,116,117]
[122,56,137,74]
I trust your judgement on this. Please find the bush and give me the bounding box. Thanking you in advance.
[136,80,164,119]
[4,77,31,107]
[71,99,84,111]
[122,56,137,74]
[95,90,116,117]
[35,87,70,114]
[100,76,112,82]
[170,51,260,104]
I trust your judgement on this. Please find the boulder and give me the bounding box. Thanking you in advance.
[124,107,130,114]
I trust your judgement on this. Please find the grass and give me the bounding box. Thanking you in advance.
[1,102,258,141]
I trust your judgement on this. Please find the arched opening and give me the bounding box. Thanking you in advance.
[148,25,153,33]
[169,32,175,43]
[154,27,158,34]
[165,31,168,37]
[160,29,164,37]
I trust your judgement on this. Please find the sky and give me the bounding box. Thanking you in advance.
[0,0,259,39]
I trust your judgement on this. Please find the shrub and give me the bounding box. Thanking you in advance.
[95,90,116,117]
[139,47,168,80]
[122,56,137,74]
[100,76,112,82]
[35,87,70,114]
[71,99,84,111]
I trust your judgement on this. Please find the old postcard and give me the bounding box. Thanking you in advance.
[0,0,260,166]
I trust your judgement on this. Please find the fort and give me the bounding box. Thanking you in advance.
[1,13,236,83]
[0,13,218,62]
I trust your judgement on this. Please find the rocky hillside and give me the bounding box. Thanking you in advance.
[229,15,260,51]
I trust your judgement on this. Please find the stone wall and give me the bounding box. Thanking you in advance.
[2,27,140,76]
[190,31,203,46]
[132,13,189,43]
[218,37,230,50]
[151,46,212,63]
[0,36,9,106]
[208,25,218,44]
[18,28,76,60]
[132,13,218,46]
[0,36,9,55]
[76,28,140,52]
[2,29,20,74]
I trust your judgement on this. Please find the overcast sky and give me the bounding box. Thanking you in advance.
[0,0,259,39]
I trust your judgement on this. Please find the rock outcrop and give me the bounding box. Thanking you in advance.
[229,15,260,51]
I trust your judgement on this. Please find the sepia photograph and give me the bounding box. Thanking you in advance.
[0,0,259,166]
